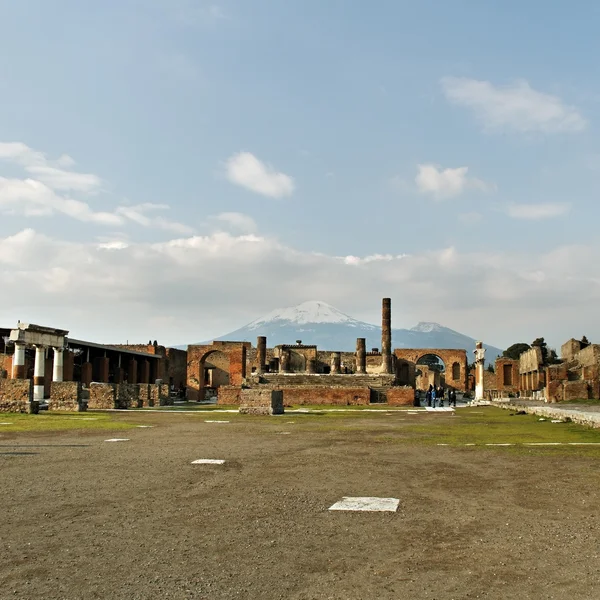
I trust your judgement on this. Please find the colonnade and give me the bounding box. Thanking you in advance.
[12,343,64,401]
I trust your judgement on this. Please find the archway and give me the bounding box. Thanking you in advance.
[200,350,230,402]
[393,348,468,392]
[415,354,446,391]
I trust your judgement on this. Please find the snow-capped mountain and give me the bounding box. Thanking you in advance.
[189,300,503,361]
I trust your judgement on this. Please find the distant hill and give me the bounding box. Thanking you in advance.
[182,300,504,362]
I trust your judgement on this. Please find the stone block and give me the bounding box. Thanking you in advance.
[49,381,81,412]
[239,389,284,415]
[88,383,116,409]
[0,379,31,413]
[115,384,139,409]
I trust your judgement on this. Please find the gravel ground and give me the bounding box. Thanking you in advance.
[1,410,600,600]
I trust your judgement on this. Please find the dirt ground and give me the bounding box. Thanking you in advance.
[2,409,600,600]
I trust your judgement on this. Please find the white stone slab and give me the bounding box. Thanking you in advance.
[0,422,13,425]
[104,438,130,442]
[204,420,229,423]
[191,459,225,464]
[276,431,291,435]
[328,497,399,512]
[485,443,514,446]
[524,442,562,446]
[136,425,154,428]
[551,420,563,423]
[567,442,600,446]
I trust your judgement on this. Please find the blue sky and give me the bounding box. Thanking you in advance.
[1,0,600,350]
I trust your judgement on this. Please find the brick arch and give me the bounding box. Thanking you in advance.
[187,342,248,401]
[394,348,468,391]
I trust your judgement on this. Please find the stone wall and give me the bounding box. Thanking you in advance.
[519,346,543,374]
[116,384,139,409]
[49,382,81,411]
[494,358,519,393]
[548,380,591,402]
[387,387,414,406]
[239,389,284,415]
[561,339,582,361]
[139,384,150,407]
[0,379,31,413]
[88,383,116,409]
[165,348,187,388]
[575,344,600,368]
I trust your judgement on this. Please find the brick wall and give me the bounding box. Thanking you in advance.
[49,382,81,411]
[387,387,414,406]
[88,383,116,409]
[0,379,31,413]
[271,386,370,406]
[139,384,150,407]
[218,386,241,405]
[165,348,187,388]
[0,354,12,378]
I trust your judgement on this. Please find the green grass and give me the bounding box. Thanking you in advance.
[0,412,137,433]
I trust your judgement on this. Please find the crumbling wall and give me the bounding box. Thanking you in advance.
[49,382,81,411]
[0,354,12,379]
[165,348,187,388]
[575,344,600,368]
[88,383,116,409]
[0,379,31,413]
[519,346,543,374]
[218,386,241,405]
[387,387,414,406]
[561,339,582,362]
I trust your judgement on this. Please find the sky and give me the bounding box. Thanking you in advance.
[1,0,600,351]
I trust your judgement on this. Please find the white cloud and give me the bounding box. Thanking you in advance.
[225,152,295,198]
[441,77,587,134]
[0,141,191,232]
[507,203,571,220]
[212,212,257,233]
[4,225,600,351]
[116,203,195,234]
[416,164,490,199]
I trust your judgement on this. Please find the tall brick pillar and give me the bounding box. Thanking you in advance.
[356,338,366,374]
[330,352,341,374]
[257,337,267,374]
[128,359,138,384]
[114,368,125,384]
[81,362,92,386]
[94,357,109,383]
[63,350,74,381]
[12,342,26,379]
[381,298,392,374]
[140,360,150,384]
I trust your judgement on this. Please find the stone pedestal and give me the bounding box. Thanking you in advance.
[239,389,284,415]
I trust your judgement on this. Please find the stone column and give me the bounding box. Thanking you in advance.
[356,338,366,374]
[52,347,64,382]
[381,298,392,374]
[128,359,138,384]
[140,360,150,384]
[81,362,92,386]
[257,336,267,374]
[33,345,46,401]
[474,341,485,401]
[12,342,26,379]
[330,352,341,374]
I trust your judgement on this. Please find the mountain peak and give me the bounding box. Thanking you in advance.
[411,321,444,333]
[246,300,356,329]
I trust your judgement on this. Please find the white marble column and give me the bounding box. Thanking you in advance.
[12,342,26,379]
[474,341,486,401]
[33,345,46,401]
[52,347,64,382]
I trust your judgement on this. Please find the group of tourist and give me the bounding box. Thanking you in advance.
[423,384,456,407]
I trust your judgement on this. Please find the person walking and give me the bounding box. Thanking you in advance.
[426,385,432,407]
[437,386,444,407]
[431,386,437,408]
[450,389,457,407]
